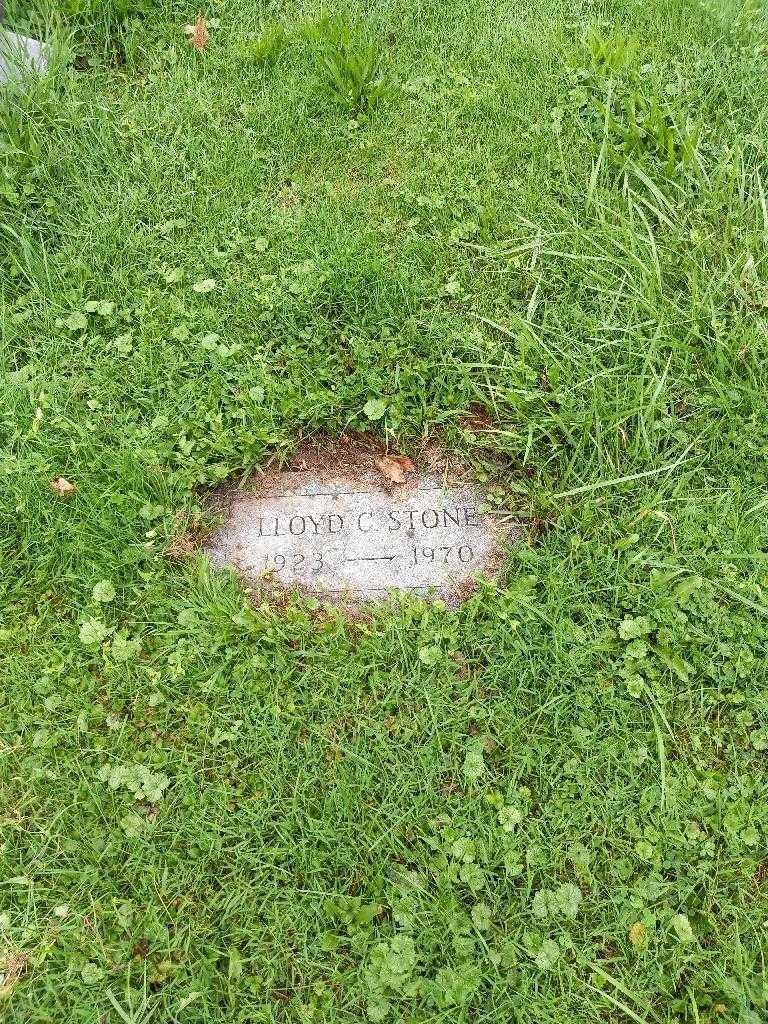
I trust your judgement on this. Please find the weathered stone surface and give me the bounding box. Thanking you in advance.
[204,468,518,606]
[0,30,48,86]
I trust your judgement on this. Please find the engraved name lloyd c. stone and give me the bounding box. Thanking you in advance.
[204,470,515,604]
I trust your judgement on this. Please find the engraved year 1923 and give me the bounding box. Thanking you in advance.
[262,551,325,572]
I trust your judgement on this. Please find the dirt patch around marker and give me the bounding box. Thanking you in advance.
[205,432,495,518]
[245,432,480,489]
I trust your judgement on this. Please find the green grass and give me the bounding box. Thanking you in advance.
[2,0,768,1020]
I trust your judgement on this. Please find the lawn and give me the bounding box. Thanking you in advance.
[2,0,768,1020]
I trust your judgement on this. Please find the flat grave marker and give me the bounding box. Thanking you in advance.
[204,460,519,606]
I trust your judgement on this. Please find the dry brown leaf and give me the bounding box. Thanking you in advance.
[375,454,415,485]
[51,477,76,496]
[0,951,29,1000]
[184,11,209,51]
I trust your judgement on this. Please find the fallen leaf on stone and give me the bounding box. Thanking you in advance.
[375,455,415,485]
[184,12,209,51]
[51,477,76,496]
